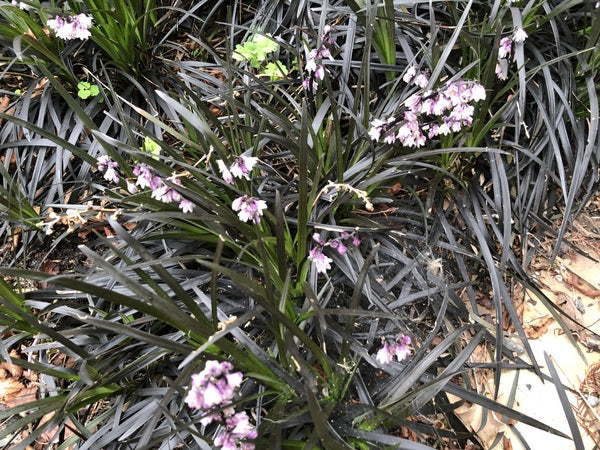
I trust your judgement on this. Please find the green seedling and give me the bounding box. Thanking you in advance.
[142,136,161,159]
[77,81,100,99]
[232,33,278,68]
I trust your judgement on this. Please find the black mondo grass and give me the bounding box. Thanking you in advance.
[0,0,598,449]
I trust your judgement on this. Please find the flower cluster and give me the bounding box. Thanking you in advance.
[97,155,119,184]
[369,74,486,148]
[47,13,93,41]
[495,28,527,80]
[303,25,335,90]
[309,231,361,274]
[375,333,412,365]
[231,195,267,224]
[217,155,259,185]
[96,156,194,213]
[185,360,257,450]
[213,155,266,224]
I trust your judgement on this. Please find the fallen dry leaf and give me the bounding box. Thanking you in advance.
[566,271,600,298]
[0,360,23,379]
[5,385,37,408]
[35,411,76,450]
[0,378,24,399]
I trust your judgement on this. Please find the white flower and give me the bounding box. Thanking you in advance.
[512,27,528,43]
[179,198,194,213]
[470,83,486,102]
[308,247,333,274]
[403,65,417,84]
[217,159,234,184]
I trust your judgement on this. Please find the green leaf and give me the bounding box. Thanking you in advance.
[262,61,288,80]
[142,136,161,158]
[232,33,279,68]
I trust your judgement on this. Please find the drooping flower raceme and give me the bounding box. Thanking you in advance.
[369,78,486,147]
[308,231,361,274]
[232,196,267,224]
[185,361,243,411]
[496,30,527,80]
[375,334,412,365]
[95,157,194,213]
[47,14,93,41]
[303,24,335,90]
[185,361,257,450]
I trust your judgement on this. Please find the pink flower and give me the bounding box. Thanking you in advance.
[230,155,258,180]
[133,163,155,189]
[185,361,243,411]
[213,411,257,450]
[375,334,412,365]
[47,14,93,41]
[152,176,182,203]
[498,37,512,59]
[368,119,386,141]
[228,411,258,440]
[469,83,486,102]
[126,180,138,194]
[232,195,267,224]
[413,72,429,89]
[312,233,326,245]
[308,247,333,274]
[314,64,325,80]
[376,342,396,365]
[97,155,119,184]
[394,334,412,361]
[403,65,417,84]
[179,198,194,213]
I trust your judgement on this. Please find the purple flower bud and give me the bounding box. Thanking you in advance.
[335,241,347,255]
[312,233,326,245]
